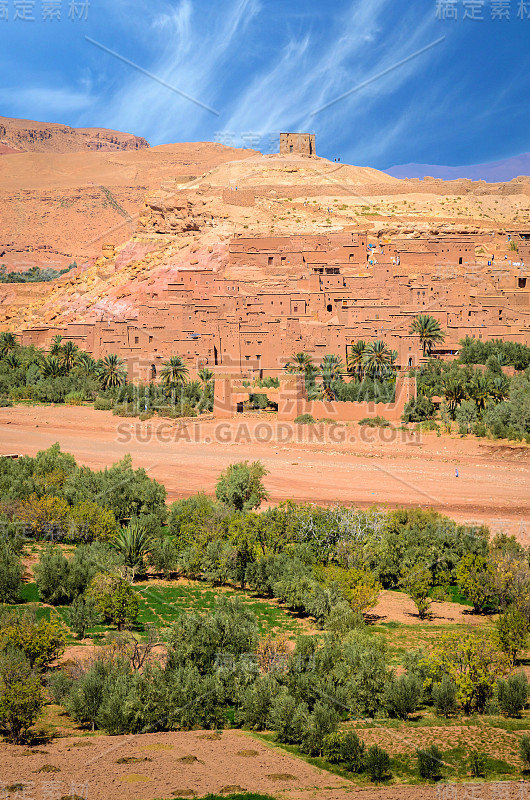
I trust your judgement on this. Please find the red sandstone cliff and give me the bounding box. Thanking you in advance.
[0,117,150,154]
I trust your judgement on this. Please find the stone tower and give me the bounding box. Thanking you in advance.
[279,133,316,156]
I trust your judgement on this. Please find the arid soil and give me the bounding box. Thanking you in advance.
[0,728,527,800]
[1,405,528,541]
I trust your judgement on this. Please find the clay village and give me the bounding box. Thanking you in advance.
[0,112,530,800]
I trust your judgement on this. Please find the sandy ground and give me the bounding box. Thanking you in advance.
[370,590,485,626]
[1,405,528,540]
[1,728,528,800]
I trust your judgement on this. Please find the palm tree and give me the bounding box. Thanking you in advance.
[114,520,154,578]
[285,352,313,374]
[59,340,79,372]
[4,351,21,369]
[410,315,446,356]
[160,355,189,389]
[49,334,63,356]
[347,340,366,380]
[490,374,510,403]
[41,355,64,378]
[198,367,214,385]
[319,354,344,400]
[74,351,99,378]
[470,373,492,412]
[442,374,466,418]
[98,353,127,390]
[362,340,393,380]
[0,331,17,358]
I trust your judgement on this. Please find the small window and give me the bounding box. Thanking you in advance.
[134,336,139,344]
[327,304,333,312]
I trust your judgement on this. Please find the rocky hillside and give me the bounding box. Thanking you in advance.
[1,137,529,332]
[0,117,150,154]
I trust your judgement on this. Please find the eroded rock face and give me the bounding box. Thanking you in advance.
[0,117,149,153]
[137,192,212,235]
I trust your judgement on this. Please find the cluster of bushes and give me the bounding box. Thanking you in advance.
[0,263,76,283]
[458,337,530,370]
[35,598,530,757]
[3,447,524,628]
[106,380,213,417]
[0,335,214,416]
[0,339,108,405]
[332,378,395,404]
[407,354,530,441]
[1,588,529,750]
[2,450,530,755]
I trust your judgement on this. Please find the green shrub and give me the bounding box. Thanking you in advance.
[417,745,444,780]
[87,574,139,630]
[67,595,99,639]
[268,689,308,744]
[47,669,73,704]
[497,672,528,717]
[301,701,340,756]
[215,461,268,512]
[237,674,279,730]
[167,596,259,674]
[358,416,390,427]
[34,545,74,605]
[365,744,391,783]
[403,395,435,423]
[469,750,487,778]
[0,542,23,603]
[66,657,114,730]
[0,610,66,671]
[94,397,113,411]
[432,675,458,717]
[472,421,487,437]
[520,734,530,770]
[322,730,365,772]
[383,673,422,720]
[294,413,316,424]
[65,391,84,405]
[68,501,118,543]
[496,606,529,665]
[0,648,45,743]
[149,534,179,579]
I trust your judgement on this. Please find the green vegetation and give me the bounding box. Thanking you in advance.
[410,315,446,356]
[1,446,530,784]
[0,334,213,416]
[285,345,396,403]
[407,342,530,441]
[459,337,530,370]
[0,263,76,283]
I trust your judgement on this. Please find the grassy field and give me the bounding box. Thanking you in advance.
[15,580,311,644]
[12,574,530,787]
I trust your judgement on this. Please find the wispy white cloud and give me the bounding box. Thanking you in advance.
[88,0,261,143]
[0,86,93,118]
[221,0,444,163]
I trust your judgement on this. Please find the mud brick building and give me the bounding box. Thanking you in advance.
[21,230,530,383]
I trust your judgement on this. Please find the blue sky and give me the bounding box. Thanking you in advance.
[0,0,529,170]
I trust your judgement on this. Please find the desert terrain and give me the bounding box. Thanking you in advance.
[0,405,528,540]
[1,113,528,332]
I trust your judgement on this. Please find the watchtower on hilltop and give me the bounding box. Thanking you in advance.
[279,132,316,156]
